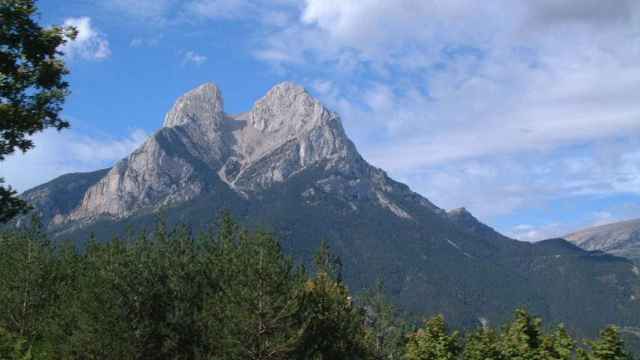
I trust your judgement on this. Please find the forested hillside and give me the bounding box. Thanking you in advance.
[0,216,633,359]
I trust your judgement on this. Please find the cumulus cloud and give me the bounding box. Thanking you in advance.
[298,0,640,55]
[247,0,640,229]
[60,17,111,60]
[2,129,147,193]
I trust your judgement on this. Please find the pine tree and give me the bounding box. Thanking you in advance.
[207,229,307,360]
[463,326,502,360]
[361,280,409,360]
[38,239,82,357]
[0,220,55,343]
[498,309,544,360]
[582,326,633,360]
[296,243,370,359]
[66,237,136,358]
[405,315,461,360]
[540,325,575,360]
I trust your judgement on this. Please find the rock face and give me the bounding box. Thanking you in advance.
[19,82,640,342]
[55,82,430,223]
[565,219,640,262]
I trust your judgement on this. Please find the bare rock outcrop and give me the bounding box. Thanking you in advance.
[55,81,432,223]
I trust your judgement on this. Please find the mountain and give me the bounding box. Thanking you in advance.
[19,82,640,340]
[565,219,640,262]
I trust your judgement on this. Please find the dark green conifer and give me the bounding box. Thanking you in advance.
[498,309,544,360]
[463,326,502,360]
[405,315,461,360]
[361,280,409,360]
[583,326,633,360]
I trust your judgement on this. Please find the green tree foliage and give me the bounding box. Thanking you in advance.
[0,215,374,359]
[0,219,55,342]
[297,241,370,359]
[405,309,631,360]
[0,179,29,222]
[0,0,76,222]
[405,315,461,360]
[493,309,577,360]
[463,326,501,360]
[498,308,544,360]
[580,326,633,360]
[209,229,307,359]
[361,280,411,360]
[0,327,32,360]
[540,326,576,360]
[0,217,635,359]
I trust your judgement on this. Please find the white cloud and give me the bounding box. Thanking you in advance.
[299,0,640,55]
[1,128,147,193]
[509,224,561,242]
[390,139,640,219]
[182,51,208,66]
[60,17,111,60]
[261,0,640,168]
[249,0,640,226]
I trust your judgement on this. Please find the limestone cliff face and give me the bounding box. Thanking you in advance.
[50,82,436,223]
[163,83,224,129]
[221,82,362,192]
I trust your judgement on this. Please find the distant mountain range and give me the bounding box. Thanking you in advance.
[18,82,640,341]
[565,219,640,263]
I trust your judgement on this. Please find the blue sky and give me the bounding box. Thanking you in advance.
[3,0,640,241]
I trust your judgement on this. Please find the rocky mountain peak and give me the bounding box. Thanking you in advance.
[447,207,479,228]
[34,81,432,223]
[163,82,224,129]
[565,218,640,262]
[266,81,306,97]
[447,207,483,225]
[447,207,471,217]
[249,82,330,134]
[446,207,507,241]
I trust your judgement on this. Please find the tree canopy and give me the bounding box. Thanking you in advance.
[0,215,634,359]
[0,0,76,222]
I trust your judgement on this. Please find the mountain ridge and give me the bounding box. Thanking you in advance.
[18,81,640,341]
[565,218,640,262]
